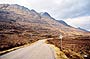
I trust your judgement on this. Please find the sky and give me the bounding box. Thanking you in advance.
[0,0,90,31]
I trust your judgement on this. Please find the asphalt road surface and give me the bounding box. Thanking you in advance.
[0,40,56,59]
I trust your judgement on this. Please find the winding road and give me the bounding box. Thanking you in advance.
[0,39,56,59]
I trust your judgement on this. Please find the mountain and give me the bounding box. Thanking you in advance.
[0,4,89,51]
[78,27,89,32]
[40,12,51,18]
[0,4,89,36]
[56,20,71,27]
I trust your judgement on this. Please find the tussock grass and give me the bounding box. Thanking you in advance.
[63,49,84,59]
[49,44,68,59]
[46,40,84,59]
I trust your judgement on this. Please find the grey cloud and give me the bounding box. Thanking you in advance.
[28,0,90,19]
[50,0,90,19]
[65,16,90,31]
[1,0,90,19]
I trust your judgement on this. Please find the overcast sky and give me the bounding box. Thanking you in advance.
[0,0,90,31]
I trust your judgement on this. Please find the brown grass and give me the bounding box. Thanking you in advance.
[47,35,90,59]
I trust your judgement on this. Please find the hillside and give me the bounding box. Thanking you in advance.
[0,4,90,51]
[0,4,87,35]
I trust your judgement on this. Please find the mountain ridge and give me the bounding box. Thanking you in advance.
[78,27,89,32]
[56,20,71,27]
[0,4,89,34]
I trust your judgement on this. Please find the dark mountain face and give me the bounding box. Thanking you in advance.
[78,27,89,32]
[40,12,51,18]
[56,20,71,27]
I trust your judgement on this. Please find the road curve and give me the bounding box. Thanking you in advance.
[0,40,56,59]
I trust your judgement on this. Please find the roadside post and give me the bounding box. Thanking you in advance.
[59,33,63,50]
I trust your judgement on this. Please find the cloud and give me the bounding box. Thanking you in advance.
[65,16,90,31]
[28,0,90,19]
[0,0,90,19]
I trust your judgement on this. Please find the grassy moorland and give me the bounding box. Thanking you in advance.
[47,35,90,59]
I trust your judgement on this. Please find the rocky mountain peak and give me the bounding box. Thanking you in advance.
[7,4,30,12]
[40,12,51,18]
[0,4,32,15]
[30,9,39,16]
[0,4,9,9]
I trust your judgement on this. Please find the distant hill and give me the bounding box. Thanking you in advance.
[56,20,71,27]
[40,12,51,18]
[78,27,89,32]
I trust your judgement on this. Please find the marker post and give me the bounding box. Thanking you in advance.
[59,34,63,50]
